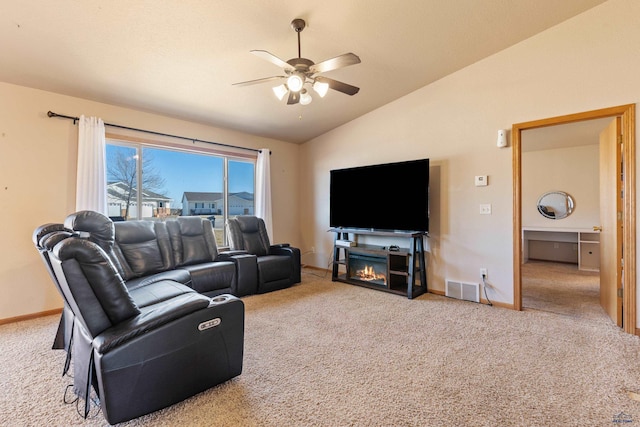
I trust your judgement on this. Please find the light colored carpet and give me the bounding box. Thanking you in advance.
[2,267,640,426]
[522,260,603,321]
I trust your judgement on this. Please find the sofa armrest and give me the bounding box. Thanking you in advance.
[92,295,244,425]
[269,246,301,284]
[269,245,297,257]
[221,253,258,296]
[217,249,249,259]
[270,243,290,249]
[93,292,211,353]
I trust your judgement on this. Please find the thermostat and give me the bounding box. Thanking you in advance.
[475,175,488,187]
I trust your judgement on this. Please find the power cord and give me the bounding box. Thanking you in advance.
[481,274,493,306]
[322,252,337,279]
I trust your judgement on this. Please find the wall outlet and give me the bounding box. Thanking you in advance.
[310,246,315,253]
[480,268,488,279]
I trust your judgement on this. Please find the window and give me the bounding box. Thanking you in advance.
[106,141,256,246]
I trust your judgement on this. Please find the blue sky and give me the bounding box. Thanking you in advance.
[107,145,255,208]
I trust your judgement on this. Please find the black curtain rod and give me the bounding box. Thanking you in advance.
[47,111,264,154]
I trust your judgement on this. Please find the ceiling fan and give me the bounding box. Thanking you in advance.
[233,18,361,105]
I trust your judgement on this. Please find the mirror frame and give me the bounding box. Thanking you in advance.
[536,191,574,219]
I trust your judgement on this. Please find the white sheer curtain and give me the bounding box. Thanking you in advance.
[255,149,273,239]
[76,115,108,214]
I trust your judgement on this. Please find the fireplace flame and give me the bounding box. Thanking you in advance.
[356,265,386,284]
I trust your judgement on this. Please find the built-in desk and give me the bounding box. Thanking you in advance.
[522,227,600,272]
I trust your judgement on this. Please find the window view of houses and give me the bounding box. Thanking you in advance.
[106,143,255,245]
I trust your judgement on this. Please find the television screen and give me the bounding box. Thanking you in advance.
[329,158,429,233]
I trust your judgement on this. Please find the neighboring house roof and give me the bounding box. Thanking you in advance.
[182,192,222,202]
[182,192,253,202]
[232,191,254,201]
[107,181,172,202]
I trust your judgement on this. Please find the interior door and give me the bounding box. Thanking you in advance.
[599,117,623,326]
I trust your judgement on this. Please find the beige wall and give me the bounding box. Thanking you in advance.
[0,82,300,320]
[522,144,600,229]
[4,0,640,323]
[299,0,640,313]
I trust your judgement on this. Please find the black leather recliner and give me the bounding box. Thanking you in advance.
[226,215,301,293]
[32,223,75,374]
[39,211,245,424]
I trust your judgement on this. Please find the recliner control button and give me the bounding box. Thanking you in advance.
[198,318,221,331]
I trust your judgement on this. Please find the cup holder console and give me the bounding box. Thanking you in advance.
[209,295,231,306]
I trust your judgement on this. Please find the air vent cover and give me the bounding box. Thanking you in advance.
[445,280,480,303]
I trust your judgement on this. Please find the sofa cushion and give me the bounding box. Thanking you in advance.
[166,217,218,266]
[128,279,196,308]
[54,237,140,335]
[65,210,115,250]
[64,210,127,276]
[227,216,270,257]
[114,221,174,279]
[180,261,236,295]
[125,269,192,292]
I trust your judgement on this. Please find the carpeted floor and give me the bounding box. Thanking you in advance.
[522,260,603,321]
[1,266,640,426]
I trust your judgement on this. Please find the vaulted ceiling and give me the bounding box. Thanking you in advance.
[0,0,608,143]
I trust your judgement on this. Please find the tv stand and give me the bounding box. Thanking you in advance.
[330,228,427,299]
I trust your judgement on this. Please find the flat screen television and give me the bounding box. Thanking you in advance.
[329,158,429,233]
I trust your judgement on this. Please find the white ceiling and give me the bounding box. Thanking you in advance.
[0,0,608,144]
[522,117,614,152]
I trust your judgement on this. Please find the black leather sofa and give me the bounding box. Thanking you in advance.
[33,211,301,423]
[34,212,247,424]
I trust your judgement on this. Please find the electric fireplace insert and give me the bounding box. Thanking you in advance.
[348,253,387,287]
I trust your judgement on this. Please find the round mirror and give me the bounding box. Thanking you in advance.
[537,191,574,220]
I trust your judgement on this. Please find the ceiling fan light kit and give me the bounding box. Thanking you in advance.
[300,89,312,105]
[273,84,288,100]
[287,73,305,92]
[313,80,329,97]
[233,18,361,106]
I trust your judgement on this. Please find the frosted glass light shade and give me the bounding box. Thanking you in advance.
[287,74,304,92]
[300,91,312,105]
[313,81,329,97]
[272,84,288,100]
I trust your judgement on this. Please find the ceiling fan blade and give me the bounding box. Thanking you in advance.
[250,50,296,71]
[315,76,360,96]
[232,76,285,87]
[286,91,300,105]
[309,53,361,74]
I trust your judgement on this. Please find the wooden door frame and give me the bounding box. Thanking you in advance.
[512,104,636,335]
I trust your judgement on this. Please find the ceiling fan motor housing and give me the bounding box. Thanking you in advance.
[286,58,314,74]
[291,18,306,33]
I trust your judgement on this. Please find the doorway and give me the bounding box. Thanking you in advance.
[512,104,636,335]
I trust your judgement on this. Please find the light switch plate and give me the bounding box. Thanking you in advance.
[475,175,488,186]
[480,204,492,214]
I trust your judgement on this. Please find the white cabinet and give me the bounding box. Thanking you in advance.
[522,227,600,272]
[578,232,600,272]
